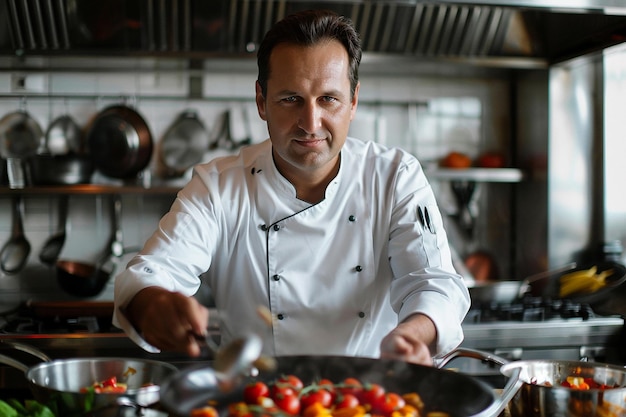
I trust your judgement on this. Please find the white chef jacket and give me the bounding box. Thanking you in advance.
[113,137,470,358]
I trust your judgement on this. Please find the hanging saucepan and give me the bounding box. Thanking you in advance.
[0,341,178,417]
[159,109,210,178]
[160,352,523,417]
[55,196,120,297]
[0,109,43,188]
[44,113,83,155]
[86,104,153,180]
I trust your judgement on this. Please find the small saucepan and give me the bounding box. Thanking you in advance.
[0,341,178,417]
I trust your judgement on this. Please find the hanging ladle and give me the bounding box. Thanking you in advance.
[450,180,477,238]
[0,196,31,274]
[38,196,68,265]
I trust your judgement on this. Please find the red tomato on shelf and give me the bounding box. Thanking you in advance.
[476,151,505,168]
[440,151,472,169]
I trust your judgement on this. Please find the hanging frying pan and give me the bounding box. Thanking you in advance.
[159,109,210,178]
[86,105,153,179]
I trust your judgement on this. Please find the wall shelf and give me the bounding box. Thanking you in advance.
[426,168,524,183]
[0,184,181,196]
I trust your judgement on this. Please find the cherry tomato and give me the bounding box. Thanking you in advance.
[318,378,336,402]
[273,392,301,415]
[277,375,304,391]
[372,392,406,416]
[359,383,385,405]
[271,384,297,400]
[338,378,362,396]
[300,388,333,410]
[243,381,270,404]
[335,393,360,409]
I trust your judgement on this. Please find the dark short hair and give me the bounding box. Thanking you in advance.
[257,9,362,99]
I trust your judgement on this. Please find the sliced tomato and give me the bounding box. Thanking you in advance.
[101,376,117,387]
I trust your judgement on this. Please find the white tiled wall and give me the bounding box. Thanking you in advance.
[0,60,511,305]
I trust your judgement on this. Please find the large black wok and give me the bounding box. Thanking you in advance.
[0,342,177,417]
[160,354,522,417]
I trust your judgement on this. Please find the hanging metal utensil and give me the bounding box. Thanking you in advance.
[110,194,124,258]
[159,110,210,178]
[55,195,125,297]
[0,108,43,188]
[450,180,477,238]
[0,196,31,274]
[44,114,82,155]
[38,196,69,266]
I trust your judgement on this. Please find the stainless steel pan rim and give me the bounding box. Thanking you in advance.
[499,359,626,417]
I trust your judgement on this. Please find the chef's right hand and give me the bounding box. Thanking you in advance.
[126,286,210,357]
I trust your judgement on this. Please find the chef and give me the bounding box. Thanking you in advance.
[113,9,470,366]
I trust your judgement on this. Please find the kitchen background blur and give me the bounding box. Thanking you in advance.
[1,0,625,307]
[1,0,626,389]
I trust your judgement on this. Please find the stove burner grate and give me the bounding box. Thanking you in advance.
[465,296,596,323]
[0,316,102,335]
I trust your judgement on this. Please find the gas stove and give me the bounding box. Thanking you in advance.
[455,296,626,377]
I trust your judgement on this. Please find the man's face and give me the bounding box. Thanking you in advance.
[256,39,359,181]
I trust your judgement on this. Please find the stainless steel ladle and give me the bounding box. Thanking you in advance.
[39,196,68,265]
[159,332,264,416]
[0,196,31,274]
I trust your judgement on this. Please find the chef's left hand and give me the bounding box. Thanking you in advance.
[380,313,437,366]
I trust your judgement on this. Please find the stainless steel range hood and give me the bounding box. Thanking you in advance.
[2,0,626,69]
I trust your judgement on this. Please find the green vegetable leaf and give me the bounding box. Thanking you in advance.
[24,400,56,417]
[0,399,18,417]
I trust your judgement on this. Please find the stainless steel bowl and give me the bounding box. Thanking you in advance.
[501,359,626,417]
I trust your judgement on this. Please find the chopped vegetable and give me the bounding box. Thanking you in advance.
[80,375,128,394]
